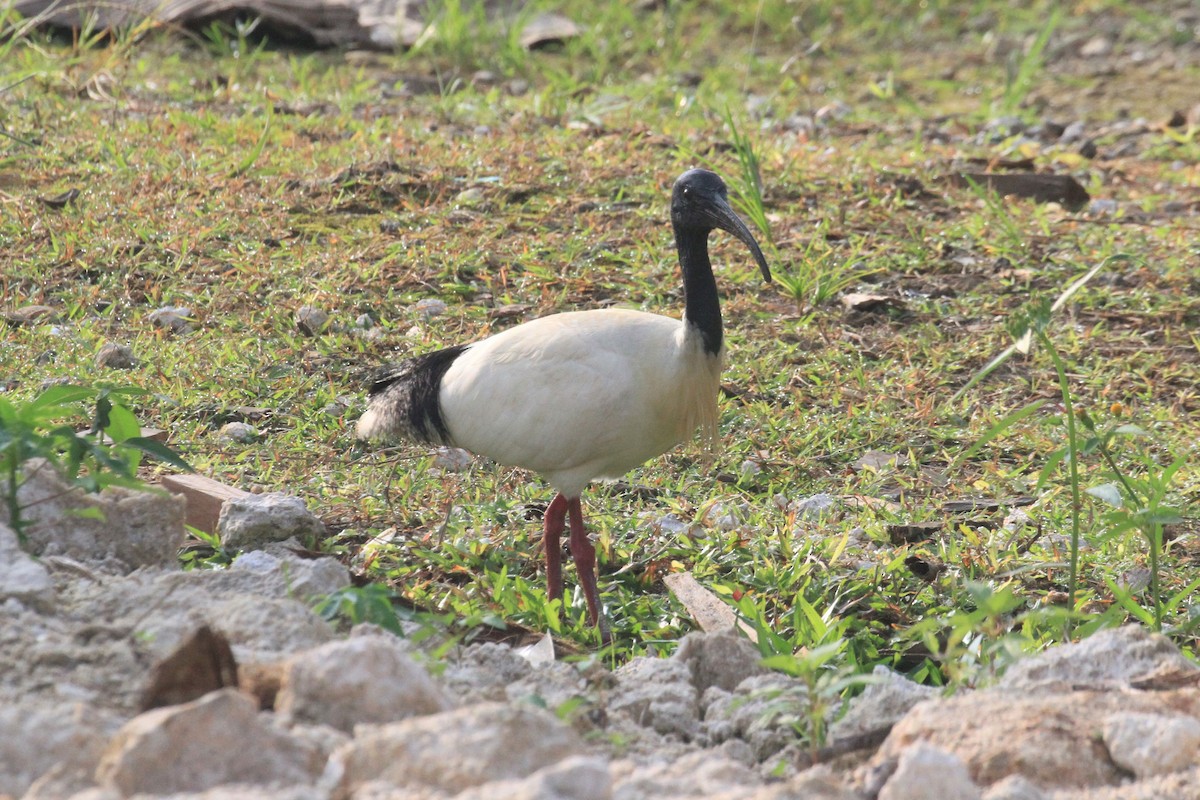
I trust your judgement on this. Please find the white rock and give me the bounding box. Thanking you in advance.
[828,665,939,740]
[879,742,981,800]
[93,342,138,370]
[332,702,582,795]
[228,549,350,602]
[295,305,329,336]
[16,458,186,572]
[702,673,806,761]
[148,305,194,333]
[611,750,763,800]
[739,459,761,479]
[674,629,768,693]
[1102,711,1200,778]
[276,635,451,732]
[0,701,120,798]
[999,625,1199,691]
[95,689,322,796]
[454,755,612,800]
[414,298,448,318]
[981,774,1047,800]
[218,492,325,550]
[792,492,838,521]
[0,522,55,611]
[432,445,473,471]
[217,421,259,443]
[610,657,699,739]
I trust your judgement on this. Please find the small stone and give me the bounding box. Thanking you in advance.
[217,492,325,550]
[0,522,55,611]
[454,187,485,206]
[432,446,472,471]
[295,306,329,336]
[277,635,451,732]
[1080,36,1113,57]
[738,459,761,479]
[218,422,259,443]
[1103,711,1200,778]
[148,306,193,333]
[354,313,375,329]
[792,493,838,521]
[981,774,1047,800]
[1088,198,1119,216]
[879,742,981,800]
[829,665,939,740]
[96,689,321,795]
[414,298,448,319]
[93,342,138,370]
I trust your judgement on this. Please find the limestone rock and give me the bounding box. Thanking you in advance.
[96,689,322,795]
[829,665,940,740]
[999,626,1198,691]
[17,459,186,572]
[611,750,764,800]
[701,673,806,760]
[94,342,138,370]
[1049,766,1200,800]
[217,492,325,550]
[981,774,1046,800]
[879,742,980,800]
[0,700,119,798]
[0,521,55,611]
[610,655,699,739]
[673,629,768,693]
[333,702,582,795]
[276,635,451,732]
[1102,711,1200,778]
[453,756,612,800]
[227,549,350,602]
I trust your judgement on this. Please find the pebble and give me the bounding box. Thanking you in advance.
[414,299,447,319]
[217,422,259,443]
[432,446,472,471]
[94,343,138,370]
[148,306,194,334]
[296,305,329,336]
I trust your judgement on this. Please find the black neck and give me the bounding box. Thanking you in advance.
[676,227,722,356]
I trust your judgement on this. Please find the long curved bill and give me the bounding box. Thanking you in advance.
[707,196,772,283]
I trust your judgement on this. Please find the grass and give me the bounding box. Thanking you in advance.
[2,0,1199,702]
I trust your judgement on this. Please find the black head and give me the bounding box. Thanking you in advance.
[671,169,772,282]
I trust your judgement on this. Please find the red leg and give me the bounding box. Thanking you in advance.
[543,493,568,601]
[567,496,612,644]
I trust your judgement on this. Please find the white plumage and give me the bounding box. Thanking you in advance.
[358,169,771,641]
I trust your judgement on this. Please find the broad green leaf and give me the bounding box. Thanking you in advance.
[122,437,195,472]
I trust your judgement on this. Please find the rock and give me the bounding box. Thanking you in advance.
[611,750,764,800]
[981,774,1046,800]
[999,626,1199,691]
[95,689,322,795]
[432,445,472,470]
[414,297,448,318]
[276,635,451,732]
[879,742,981,800]
[674,629,769,693]
[829,666,939,740]
[218,421,260,443]
[1102,712,1200,778]
[702,673,807,760]
[1079,36,1112,57]
[227,549,350,602]
[295,305,329,336]
[453,755,611,800]
[610,656,699,738]
[17,458,186,572]
[93,342,138,370]
[333,702,582,795]
[217,492,325,550]
[1049,766,1200,800]
[0,701,120,798]
[148,305,194,333]
[0,521,55,611]
[792,493,838,521]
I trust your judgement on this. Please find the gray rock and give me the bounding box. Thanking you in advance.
[276,635,451,732]
[1102,712,1200,778]
[217,492,325,550]
[610,656,699,739]
[702,673,805,761]
[0,521,55,611]
[96,689,322,795]
[333,702,582,795]
[17,458,186,572]
[999,625,1199,691]
[295,305,329,336]
[217,421,259,443]
[981,774,1047,800]
[453,755,611,800]
[414,297,448,318]
[878,742,981,800]
[792,493,838,521]
[148,306,194,333]
[0,700,120,799]
[674,629,769,693]
[93,342,138,370]
[227,549,350,602]
[611,750,764,800]
[829,666,939,740]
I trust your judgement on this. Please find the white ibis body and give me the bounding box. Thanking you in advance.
[358,169,772,641]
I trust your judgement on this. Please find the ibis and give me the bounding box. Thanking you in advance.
[358,168,772,641]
